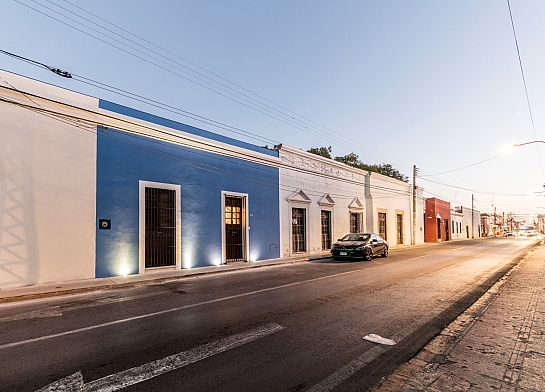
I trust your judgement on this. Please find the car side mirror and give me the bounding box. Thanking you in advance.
[372,239,378,243]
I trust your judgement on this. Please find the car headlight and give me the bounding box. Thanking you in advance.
[355,246,364,250]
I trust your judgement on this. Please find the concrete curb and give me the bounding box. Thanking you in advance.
[373,241,543,391]
[0,237,502,305]
[0,257,307,304]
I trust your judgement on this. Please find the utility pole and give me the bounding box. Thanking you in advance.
[412,165,417,245]
[494,206,497,237]
[471,194,474,239]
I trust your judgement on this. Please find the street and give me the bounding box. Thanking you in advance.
[0,238,535,392]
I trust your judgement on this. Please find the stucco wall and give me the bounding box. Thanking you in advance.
[96,102,280,277]
[0,71,97,288]
[367,173,423,246]
[277,145,423,257]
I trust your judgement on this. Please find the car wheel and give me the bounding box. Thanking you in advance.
[381,246,388,257]
[363,248,372,261]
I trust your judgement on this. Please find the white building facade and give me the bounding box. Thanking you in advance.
[276,144,424,258]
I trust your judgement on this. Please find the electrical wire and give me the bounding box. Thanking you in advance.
[0,86,415,201]
[419,156,499,177]
[419,176,538,197]
[506,0,545,180]
[11,0,415,172]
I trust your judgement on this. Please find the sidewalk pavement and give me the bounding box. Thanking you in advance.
[0,255,312,304]
[0,239,477,304]
[375,243,545,391]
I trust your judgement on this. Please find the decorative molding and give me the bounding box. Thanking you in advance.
[318,194,335,207]
[287,189,311,204]
[348,197,364,210]
[279,150,364,182]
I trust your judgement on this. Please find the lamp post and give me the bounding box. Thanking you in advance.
[513,140,545,147]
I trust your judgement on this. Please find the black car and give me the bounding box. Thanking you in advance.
[331,233,388,261]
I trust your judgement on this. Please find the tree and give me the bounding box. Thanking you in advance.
[376,163,408,182]
[307,146,332,159]
[308,147,408,182]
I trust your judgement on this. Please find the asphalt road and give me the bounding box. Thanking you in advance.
[0,237,536,392]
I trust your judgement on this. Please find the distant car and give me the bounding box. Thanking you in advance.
[331,233,388,261]
[519,225,539,237]
[504,231,515,237]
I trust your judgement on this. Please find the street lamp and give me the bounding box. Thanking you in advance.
[513,140,545,147]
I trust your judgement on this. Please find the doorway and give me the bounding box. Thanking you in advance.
[225,195,246,262]
[145,187,176,268]
[292,208,306,253]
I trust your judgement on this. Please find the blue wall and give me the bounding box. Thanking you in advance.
[96,101,280,278]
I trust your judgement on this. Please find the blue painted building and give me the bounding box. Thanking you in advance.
[0,69,281,288]
[95,101,281,277]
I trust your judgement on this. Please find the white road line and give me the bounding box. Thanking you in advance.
[37,323,285,392]
[307,344,387,392]
[453,247,465,251]
[307,282,478,392]
[406,255,429,260]
[0,270,359,350]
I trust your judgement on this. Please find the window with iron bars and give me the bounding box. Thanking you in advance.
[321,210,332,250]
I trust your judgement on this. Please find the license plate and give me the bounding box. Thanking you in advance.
[340,252,347,256]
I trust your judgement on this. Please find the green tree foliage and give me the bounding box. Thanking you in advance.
[308,147,408,182]
[307,146,332,159]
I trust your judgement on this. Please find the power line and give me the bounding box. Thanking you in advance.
[0,86,415,200]
[419,176,538,197]
[11,0,414,172]
[506,0,545,180]
[419,156,499,177]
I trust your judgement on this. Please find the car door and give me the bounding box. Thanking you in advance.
[376,235,386,253]
[370,234,379,255]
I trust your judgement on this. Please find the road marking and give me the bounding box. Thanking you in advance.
[0,270,358,350]
[453,247,465,251]
[306,344,388,392]
[406,255,429,260]
[36,323,285,392]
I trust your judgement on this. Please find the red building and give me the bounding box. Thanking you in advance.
[424,198,451,242]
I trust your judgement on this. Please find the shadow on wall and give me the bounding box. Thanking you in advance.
[0,132,39,288]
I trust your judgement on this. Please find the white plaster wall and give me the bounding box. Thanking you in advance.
[0,71,97,288]
[278,146,366,257]
[450,212,465,240]
[277,145,424,256]
[461,207,481,238]
[368,173,425,246]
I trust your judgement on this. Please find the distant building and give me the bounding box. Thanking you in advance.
[424,198,451,242]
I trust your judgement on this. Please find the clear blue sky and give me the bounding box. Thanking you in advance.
[3,0,545,219]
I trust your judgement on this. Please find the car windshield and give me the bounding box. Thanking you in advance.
[340,234,370,241]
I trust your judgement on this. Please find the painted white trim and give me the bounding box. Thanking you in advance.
[139,181,182,273]
[221,191,250,264]
[289,203,309,256]
[319,208,334,250]
[348,197,364,210]
[287,189,311,204]
[318,194,335,207]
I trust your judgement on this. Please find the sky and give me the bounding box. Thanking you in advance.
[2,0,545,220]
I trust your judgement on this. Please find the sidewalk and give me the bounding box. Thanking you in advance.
[0,240,466,304]
[0,255,310,304]
[375,244,545,391]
